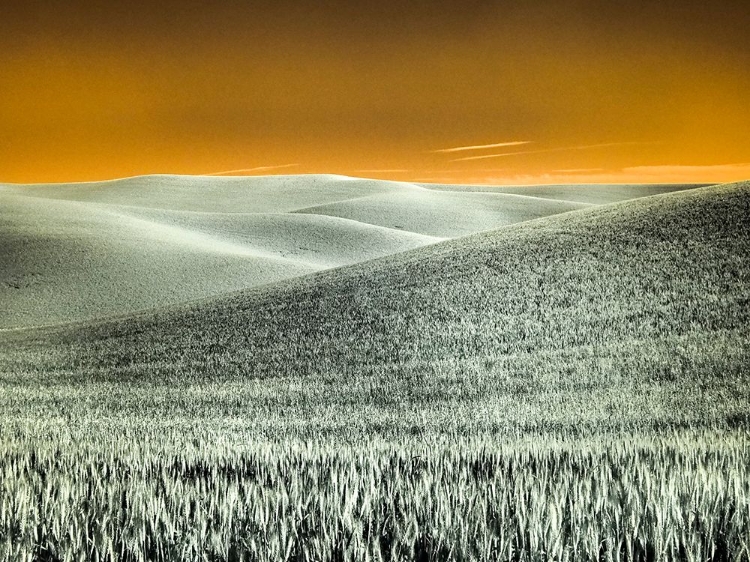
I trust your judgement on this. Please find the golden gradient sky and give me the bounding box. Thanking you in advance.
[2,0,749,184]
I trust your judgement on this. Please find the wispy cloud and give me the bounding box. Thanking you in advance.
[553,168,605,173]
[354,169,411,173]
[203,163,300,176]
[451,142,657,162]
[452,163,750,186]
[617,163,750,182]
[432,141,532,153]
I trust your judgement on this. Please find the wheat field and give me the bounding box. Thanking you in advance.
[1,181,748,560]
[2,428,748,562]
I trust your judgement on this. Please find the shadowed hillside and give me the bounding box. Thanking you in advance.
[3,181,748,438]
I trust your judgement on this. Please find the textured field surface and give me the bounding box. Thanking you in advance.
[2,181,747,438]
[1,431,747,562]
[1,180,747,561]
[0,175,701,328]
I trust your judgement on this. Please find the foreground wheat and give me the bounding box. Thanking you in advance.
[0,429,747,561]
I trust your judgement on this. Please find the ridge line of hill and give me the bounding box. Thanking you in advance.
[2,180,739,340]
[0,183,634,337]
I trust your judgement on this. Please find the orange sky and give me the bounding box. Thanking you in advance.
[2,0,749,184]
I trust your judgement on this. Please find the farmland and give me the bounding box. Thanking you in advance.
[0,180,748,560]
[1,430,748,561]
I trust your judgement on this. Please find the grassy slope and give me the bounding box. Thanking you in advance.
[293,189,590,237]
[2,181,748,439]
[0,192,447,328]
[108,207,441,268]
[1,175,615,328]
[0,193,316,329]
[418,182,711,204]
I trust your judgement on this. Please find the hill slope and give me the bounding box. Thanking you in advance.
[1,174,407,212]
[0,191,439,328]
[3,181,748,438]
[0,175,560,328]
[293,189,591,237]
[0,175,696,328]
[418,182,711,204]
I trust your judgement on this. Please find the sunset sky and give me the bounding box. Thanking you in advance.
[2,0,749,185]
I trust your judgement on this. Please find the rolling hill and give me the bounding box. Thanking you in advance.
[418,182,710,204]
[2,180,747,439]
[0,175,699,328]
[2,178,747,561]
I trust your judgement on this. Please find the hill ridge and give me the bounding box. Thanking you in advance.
[4,180,744,339]
[3,176,698,329]
[0,181,713,337]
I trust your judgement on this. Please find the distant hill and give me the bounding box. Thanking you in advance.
[417,182,712,204]
[0,175,694,328]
